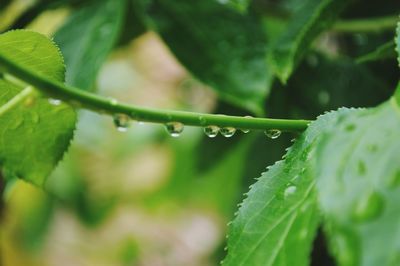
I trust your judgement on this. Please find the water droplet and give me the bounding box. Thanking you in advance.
[284,186,297,198]
[113,114,131,132]
[220,127,236,138]
[204,125,219,138]
[352,191,384,223]
[240,116,252,133]
[165,122,184,137]
[48,98,62,106]
[265,129,281,139]
[110,98,118,106]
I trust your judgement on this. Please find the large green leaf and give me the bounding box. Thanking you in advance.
[268,0,348,83]
[223,109,350,266]
[0,30,76,186]
[136,0,271,115]
[54,0,126,89]
[314,99,400,266]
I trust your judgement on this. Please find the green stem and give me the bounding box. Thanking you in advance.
[0,53,311,132]
[332,15,399,33]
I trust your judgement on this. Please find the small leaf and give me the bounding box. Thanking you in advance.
[268,0,348,83]
[223,110,348,266]
[136,0,272,115]
[54,0,126,89]
[315,99,400,265]
[0,30,76,186]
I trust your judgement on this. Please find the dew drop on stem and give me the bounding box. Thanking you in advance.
[165,122,184,137]
[113,114,131,132]
[220,127,236,138]
[265,129,281,139]
[48,98,62,106]
[240,115,252,133]
[204,125,219,138]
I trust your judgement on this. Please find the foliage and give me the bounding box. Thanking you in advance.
[0,0,399,265]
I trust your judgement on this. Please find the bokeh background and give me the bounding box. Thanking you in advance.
[0,0,399,265]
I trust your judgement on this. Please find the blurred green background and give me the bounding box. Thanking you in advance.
[0,0,399,265]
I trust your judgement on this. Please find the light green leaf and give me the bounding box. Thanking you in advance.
[54,0,126,89]
[396,18,400,67]
[223,110,349,266]
[268,0,348,83]
[136,0,271,115]
[315,99,400,266]
[0,30,76,186]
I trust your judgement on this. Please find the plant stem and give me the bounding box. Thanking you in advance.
[332,15,399,33]
[0,53,311,132]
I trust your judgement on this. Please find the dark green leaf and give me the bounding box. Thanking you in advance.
[54,0,126,89]
[223,110,348,266]
[0,30,76,186]
[136,0,271,115]
[315,99,400,265]
[268,0,348,83]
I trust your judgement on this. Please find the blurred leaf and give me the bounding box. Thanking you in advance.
[54,0,126,89]
[0,30,76,186]
[286,53,393,119]
[356,41,396,64]
[117,0,146,46]
[223,109,349,266]
[136,0,271,115]
[225,0,251,13]
[0,0,10,10]
[268,0,348,83]
[5,0,78,31]
[8,181,53,251]
[315,100,400,265]
[396,18,400,67]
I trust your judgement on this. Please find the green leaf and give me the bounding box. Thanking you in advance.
[136,0,271,115]
[223,110,347,266]
[0,30,76,186]
[54,0,126,89]
[268,0,348,83]
[315,100,400,265]
[396,18,400,67]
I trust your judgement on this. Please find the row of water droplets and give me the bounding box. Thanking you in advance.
[112,113,282,139]
[46,97,283,139]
